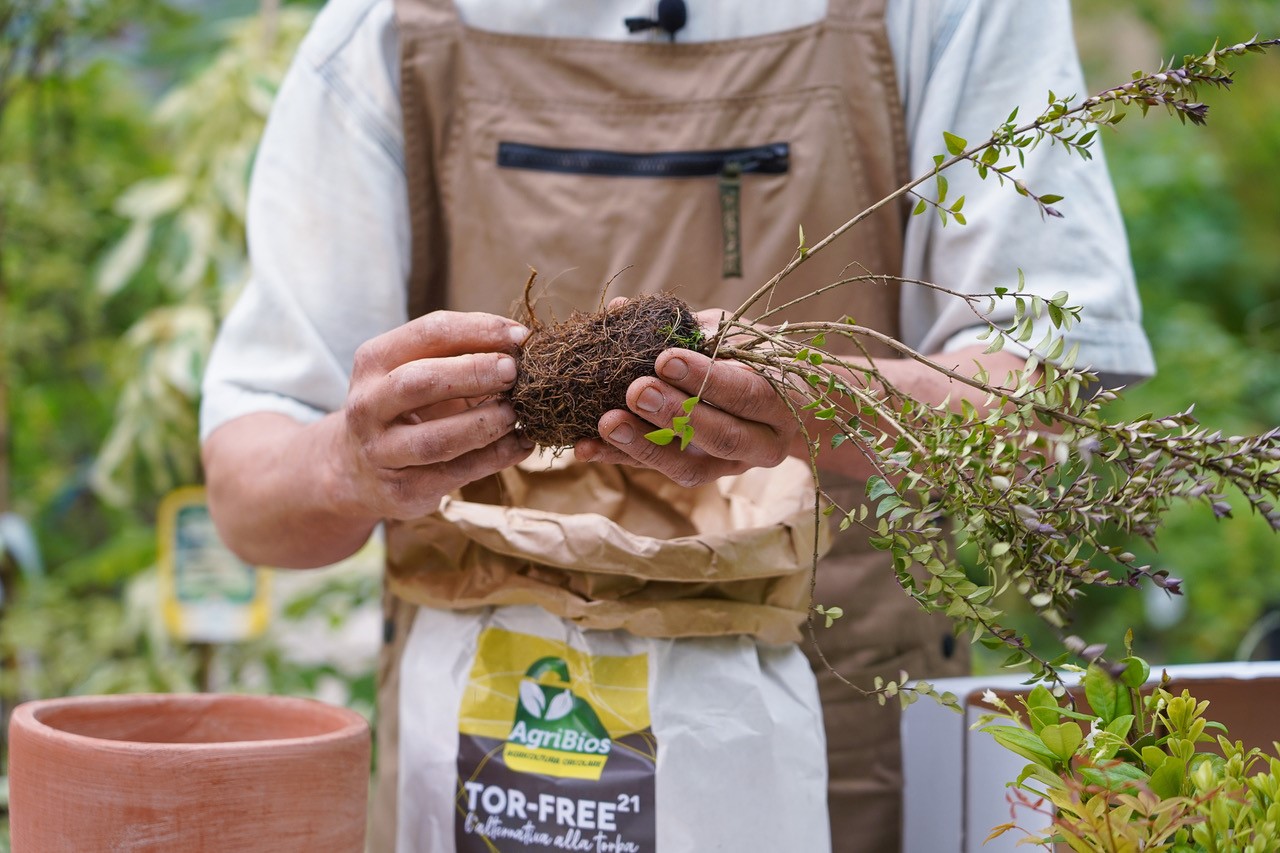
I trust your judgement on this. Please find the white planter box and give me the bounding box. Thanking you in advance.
[901,660,1280,853]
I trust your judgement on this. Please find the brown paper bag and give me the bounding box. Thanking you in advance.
[386,452,829,644]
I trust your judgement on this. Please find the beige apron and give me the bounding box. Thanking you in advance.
[377,1,968,850]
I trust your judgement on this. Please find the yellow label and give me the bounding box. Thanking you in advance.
[501,743,610,781]
[459,628,650,741]
[457,628,650,782]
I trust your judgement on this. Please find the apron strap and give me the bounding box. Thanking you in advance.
[826,0,889,23]
[392,0,459,31]
[393,0,460,320]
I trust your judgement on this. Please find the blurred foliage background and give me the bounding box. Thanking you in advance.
[1015,0,1280,668]
[0,0,1278,842]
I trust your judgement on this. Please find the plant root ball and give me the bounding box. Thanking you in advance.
[511,293,703,448]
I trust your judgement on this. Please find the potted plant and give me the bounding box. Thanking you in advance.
[978,639,1280,851]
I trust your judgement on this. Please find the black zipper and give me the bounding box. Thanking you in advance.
[497,141,788,279]
[496,141,789,178]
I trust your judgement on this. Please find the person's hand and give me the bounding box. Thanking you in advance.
[333,310,534,520]
[574,308,798,487]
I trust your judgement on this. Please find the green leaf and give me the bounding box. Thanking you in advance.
[96,220,155,297]
[1117,657,1150,690]
[1084,664,1131,726]
[116,174,191,220]
[985,726,1058,769]
[681,396,700,414]
[1026,703,1061,736]
[943,131,968,155]
[1025,685,1060,734]
[912,198,927,216]
[1106,715,1135,740]
[876,496,905,518]
[1077,762,1149,792]
[645,429,676,446]
[1061,342,1081,371]
[866,476,896,501]
[1140,745,1168,770]
[1039,722,1084,762]
[1149,756,1186,799]
[1016,317,1035,343]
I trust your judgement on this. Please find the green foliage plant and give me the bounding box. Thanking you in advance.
[0,1,180,558]
[91,6,315,508]
[0,11,336,836]
[649,37,1280,708]
[1032,2,1280,667]
[979,637,1280,852]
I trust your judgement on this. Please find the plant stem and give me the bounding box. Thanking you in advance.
[723,42,1280,341]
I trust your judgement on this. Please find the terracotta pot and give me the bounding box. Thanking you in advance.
[7,693,370,852]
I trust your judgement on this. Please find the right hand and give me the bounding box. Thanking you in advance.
[332,310,533,521]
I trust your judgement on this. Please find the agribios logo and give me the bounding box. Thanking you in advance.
[503,656,614,780]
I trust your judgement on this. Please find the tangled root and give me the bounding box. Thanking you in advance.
[510,293,703,447]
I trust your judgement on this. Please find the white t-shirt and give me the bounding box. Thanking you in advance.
[200,0,1154,440]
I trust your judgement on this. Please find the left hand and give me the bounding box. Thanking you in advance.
[574,309,799,487]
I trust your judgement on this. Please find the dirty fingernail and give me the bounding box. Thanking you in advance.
[609,424,635,445]
[637,387,664,414]
[497,356,517,383]
[661,356,689,382]
[510,324,530,346]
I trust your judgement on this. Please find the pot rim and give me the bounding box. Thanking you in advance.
[10,692,369,754]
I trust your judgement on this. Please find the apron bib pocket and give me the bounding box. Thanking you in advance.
[442,86,897,336]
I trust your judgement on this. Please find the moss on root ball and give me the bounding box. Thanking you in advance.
[510,293,703,448]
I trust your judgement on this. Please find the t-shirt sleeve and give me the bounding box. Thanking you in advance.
[891,0,1156,386]
[200,0,410,441]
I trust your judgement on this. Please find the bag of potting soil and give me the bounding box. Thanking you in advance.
[387,454,833,851]
[396,605,830,852]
